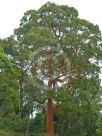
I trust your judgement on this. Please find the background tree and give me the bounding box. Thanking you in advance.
[0,45,19,117]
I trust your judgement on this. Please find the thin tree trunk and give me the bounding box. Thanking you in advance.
[19,79,23,118]
[19,68,24,118]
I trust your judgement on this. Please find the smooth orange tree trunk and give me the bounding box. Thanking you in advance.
[46,81,54,136]
[47,97,54,136]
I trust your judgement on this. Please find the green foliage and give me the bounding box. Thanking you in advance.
[29,112,46,135]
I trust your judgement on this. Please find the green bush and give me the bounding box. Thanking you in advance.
[12,117,28,132]
[0,117,12,129]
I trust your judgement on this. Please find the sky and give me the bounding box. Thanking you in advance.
[0,0,102,38]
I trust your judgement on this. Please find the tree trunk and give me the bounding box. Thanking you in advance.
[47,97,54,136]
[19,78,23,118]
[46,81,54,136]
[19,67,24,118]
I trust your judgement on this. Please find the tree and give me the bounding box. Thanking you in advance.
[1,2,102,136]
[0,36,33,118]
[0,45,19,117]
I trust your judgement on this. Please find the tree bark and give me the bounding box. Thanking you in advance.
[47,97,54,136]
[46,80,54,136]
[19,67,24,118]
